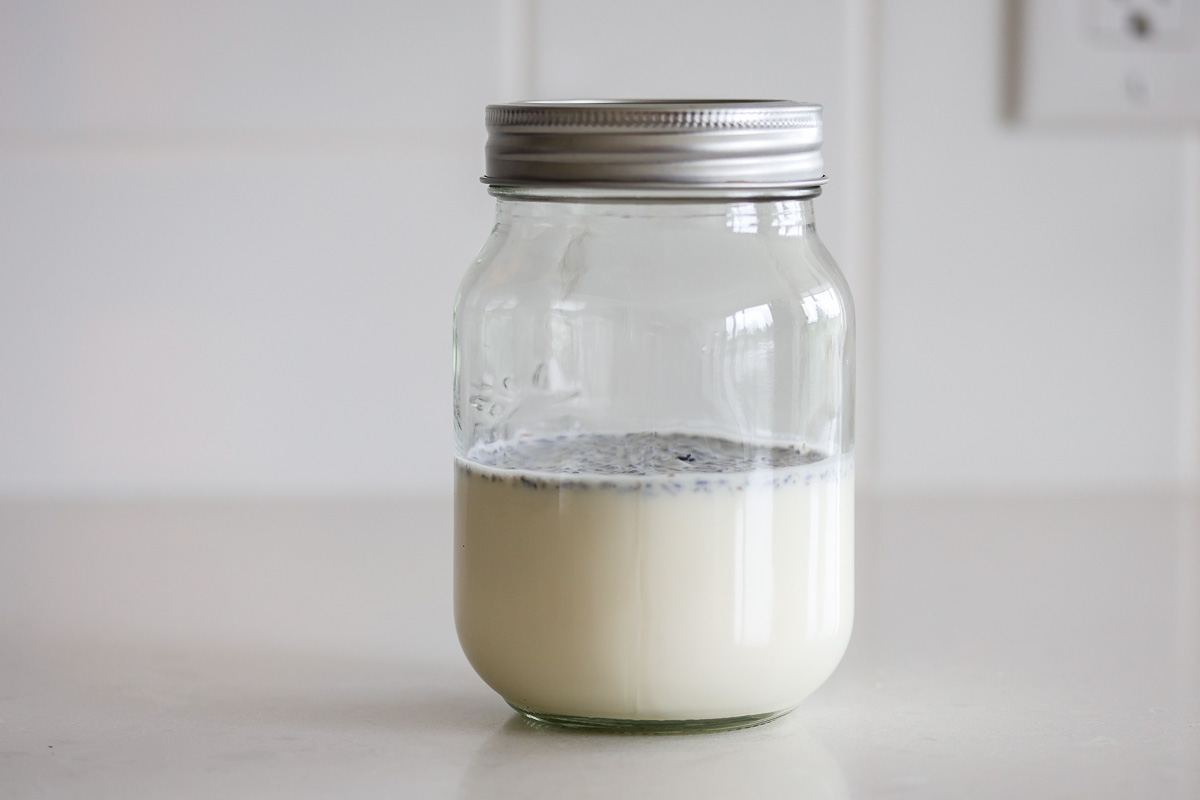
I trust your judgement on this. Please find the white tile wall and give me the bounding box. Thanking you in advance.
[0,0,1196,497]
[0,1,499,134]
[874,0,1193,493]
[0,0,502,496]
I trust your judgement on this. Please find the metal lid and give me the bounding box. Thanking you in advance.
[482,100,825,193]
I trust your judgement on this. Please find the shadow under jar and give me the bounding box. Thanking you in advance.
[453,100,855,733]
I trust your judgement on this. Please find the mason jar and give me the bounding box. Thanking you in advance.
[453,100,854,733]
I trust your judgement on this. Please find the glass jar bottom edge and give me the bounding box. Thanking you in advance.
[507,702,794,734]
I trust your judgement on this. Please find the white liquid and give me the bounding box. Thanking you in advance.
[454,443,853,722]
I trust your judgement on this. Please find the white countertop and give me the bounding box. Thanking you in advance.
[1,493,1197,798]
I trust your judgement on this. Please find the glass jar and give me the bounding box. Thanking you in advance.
[453,100,854,733]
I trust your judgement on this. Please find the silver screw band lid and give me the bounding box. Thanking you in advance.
[482,100,825,191]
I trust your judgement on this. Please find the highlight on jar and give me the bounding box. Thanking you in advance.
[452,100,855,733]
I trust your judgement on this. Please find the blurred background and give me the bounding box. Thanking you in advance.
[1,0,1197,500]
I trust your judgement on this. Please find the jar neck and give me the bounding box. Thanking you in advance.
[492,194,821,237]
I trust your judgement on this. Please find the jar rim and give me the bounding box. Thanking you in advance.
[485,182,825,202]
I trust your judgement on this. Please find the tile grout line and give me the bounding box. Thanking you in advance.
[499,0,537,101]
[1181,131,1200,492]
[843,0,882,668]
[0,130,482,153]
[844,0,882,494]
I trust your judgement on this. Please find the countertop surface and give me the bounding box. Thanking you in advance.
[1,493,1197,799]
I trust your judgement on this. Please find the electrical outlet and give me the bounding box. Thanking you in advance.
[1016,0,1200,123]
[1088,0,1187,49]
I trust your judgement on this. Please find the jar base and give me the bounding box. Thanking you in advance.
[507,702,793,734]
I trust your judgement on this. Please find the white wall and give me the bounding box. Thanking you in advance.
[875,1,1197,492]
[0,0,1196,497]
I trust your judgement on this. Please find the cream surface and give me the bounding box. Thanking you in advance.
[454,433,854,721]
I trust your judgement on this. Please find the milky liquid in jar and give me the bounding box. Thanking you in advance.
[454,432,854,727]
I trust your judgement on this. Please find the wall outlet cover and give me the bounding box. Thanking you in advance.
[1016,0,1200,123]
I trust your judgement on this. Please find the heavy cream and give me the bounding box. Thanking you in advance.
[454,433,853,724]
